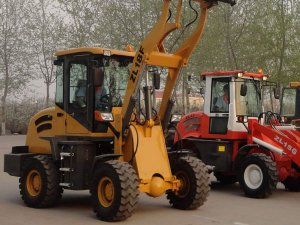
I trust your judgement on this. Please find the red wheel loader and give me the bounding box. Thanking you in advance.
[170,70,300,198]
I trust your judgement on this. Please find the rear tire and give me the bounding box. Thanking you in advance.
[238,153,278,198]
[282,176,300,192]
[19,155,62,208]
[91,160,139,221]
[167,156,210,209]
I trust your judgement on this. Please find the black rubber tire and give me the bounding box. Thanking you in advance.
[214,172,237,185]
[167,156,210,210]
[19,155,62,208]
[282,176,300,192]
[238,153,278,198]
[91,160,139,221]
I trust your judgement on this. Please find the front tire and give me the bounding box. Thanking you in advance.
[238,153,278,198]
[19,155,62,208]
[91,160,139,221]
[167,156,210,210]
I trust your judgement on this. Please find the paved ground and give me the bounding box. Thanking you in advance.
[0,135,299,225]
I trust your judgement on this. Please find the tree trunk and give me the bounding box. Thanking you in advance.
[174,89,179,112]
[1,103,6,135]
[1,97,7,135]
[276,0,286,82]
[225,9,238,69]
[185,75,190,114]
[1,55,10,135]
[182,75,185,114]
[46,83,50,107]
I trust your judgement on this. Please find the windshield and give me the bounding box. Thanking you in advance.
[236,79,262,117]
[95,55,132,112]
[281,88,296,116]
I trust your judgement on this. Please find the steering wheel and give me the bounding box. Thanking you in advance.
[100,94,110,104]
[95,94,110,111]
[98,93,122,109]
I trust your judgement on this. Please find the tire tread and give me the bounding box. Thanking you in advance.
[19,155,62,208]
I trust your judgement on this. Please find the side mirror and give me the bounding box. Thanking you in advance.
[92,60,100,68]
[94,67,104,87]
[53,59,63,66]
[237,115,248,123]
[103,57,110,67]
[200,87,205,95]
[273,86,280,99]
[240,84,247,96]
[153,72,160,90]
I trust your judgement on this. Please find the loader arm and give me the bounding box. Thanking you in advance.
[121,0,235,130]
[250,120,300,168]
[118,0,236,198]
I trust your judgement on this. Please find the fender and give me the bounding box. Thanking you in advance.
[233,144,275,170]
[91,154,123,173]
[233,144,259,170]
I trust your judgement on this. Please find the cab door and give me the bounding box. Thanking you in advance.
[65,54,92,134]
[209,78,230,135]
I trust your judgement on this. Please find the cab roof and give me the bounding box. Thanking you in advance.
[55,47,135,57]
[289,82,300,88]
[200,70,268,79]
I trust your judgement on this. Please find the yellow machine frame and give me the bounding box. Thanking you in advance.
[26,0,218,197]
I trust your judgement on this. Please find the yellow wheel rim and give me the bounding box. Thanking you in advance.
[26,170,42,197]
[98,177,114,208]
[176,171,190,198]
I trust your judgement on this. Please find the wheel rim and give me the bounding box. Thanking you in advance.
[98,177,114,208]
[244,164,263,189]
[26,170,42,197]
[176,171,190,197]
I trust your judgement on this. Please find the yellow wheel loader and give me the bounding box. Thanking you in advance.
[4,0,235,221]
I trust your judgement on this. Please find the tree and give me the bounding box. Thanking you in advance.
[57,0,106,48]
[30,0,65,107]
[0,0,33,134]
[99,0,162,49]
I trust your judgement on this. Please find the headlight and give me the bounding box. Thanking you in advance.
[101,113,114,122]
[170,114,182,123]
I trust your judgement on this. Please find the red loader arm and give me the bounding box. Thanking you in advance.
[249,119,300,168]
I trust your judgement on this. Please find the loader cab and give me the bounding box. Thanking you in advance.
[54,48,134,134]
[201,71,265,137]
[174,70,266,173]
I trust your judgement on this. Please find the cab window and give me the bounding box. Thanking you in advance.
[211,79,230,113]
[281,88,296,116]
[55,61,64,108]
[69,63,88,109]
